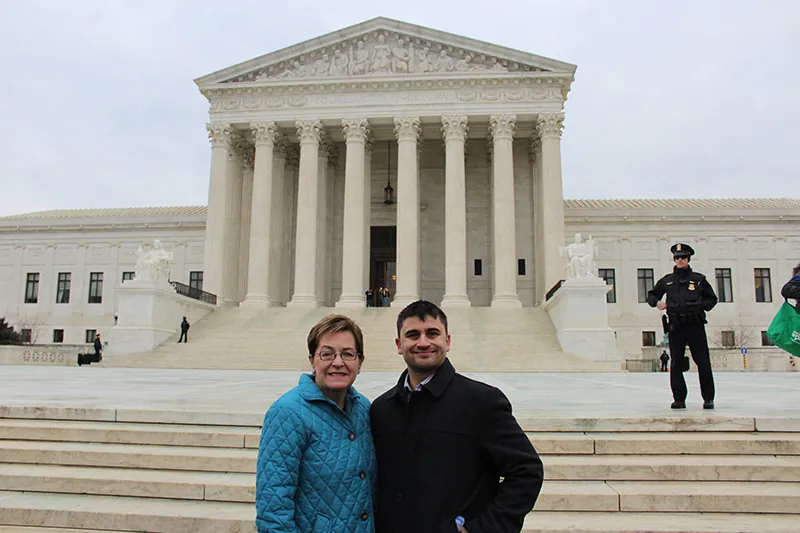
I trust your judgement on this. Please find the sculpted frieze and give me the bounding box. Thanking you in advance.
[224,31,545,83]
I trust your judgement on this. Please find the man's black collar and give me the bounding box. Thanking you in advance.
[386,357,456,400]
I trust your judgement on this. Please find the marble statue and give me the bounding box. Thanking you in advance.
[391,39,411,73]
[371,34,391,73]
[560,233,598,279]
[314,54,331,77]
[329,49,349,76]
[134,240,173,282]
[349,40,370,75]
[414,47,432,73]
[435,49,455,71]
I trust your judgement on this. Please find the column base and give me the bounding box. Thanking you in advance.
[491,295,522,308]
[336,295,366,308]
[441,294,471,308]
[241,295,281,308]
[391,294,419,308]
[287,295,321,308]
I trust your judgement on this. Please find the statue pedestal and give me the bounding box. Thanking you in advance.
[105,280,215,357]
[543,277,621,365]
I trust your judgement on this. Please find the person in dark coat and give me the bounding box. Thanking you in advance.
[93,334,103,360]
[178,317,190,343]
[370,300,543,533]
[660,350,670,372]
[647,243,718,409]
[781,262,800,308]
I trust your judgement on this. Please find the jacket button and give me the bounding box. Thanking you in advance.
[359,471,366,479]
[360,512,368,521]
[349,433,356,441]
[395,493,403,502]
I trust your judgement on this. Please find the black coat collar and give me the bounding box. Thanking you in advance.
[386,357,457,400]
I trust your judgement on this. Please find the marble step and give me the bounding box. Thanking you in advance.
[0,528,130,533]
[0,491,255,533]
[543,454,800,481]
[523,512,800,532]
[587,431,800,455]
[0,440,256,473]
[0,419,257,448]
[606,480,800,513]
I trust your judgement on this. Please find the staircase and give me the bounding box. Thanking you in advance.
[1,408,798,532]
[107,306,615,372]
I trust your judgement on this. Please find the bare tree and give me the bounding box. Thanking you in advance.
[711,322,756,350]
[14,315,44,344]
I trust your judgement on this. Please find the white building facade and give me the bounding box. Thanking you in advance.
[1,19,798,358]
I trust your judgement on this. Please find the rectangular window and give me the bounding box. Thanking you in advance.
[517,259,526,276]
[754,268,772,303]
[715,268,733,303]
[85,329,97,344]
[721,330,736,348]
[53,329,64,343]
[88,272,103,304]
[56,272,71,304]
[20,329,32,343]
[637,268,654,303]
[25,273,39,304]
[598,268,617,303]
[189,271,204,291]
[121,271,135,283]
[761,331,774,347]
[473,260,482,277]
[642,331,656,347]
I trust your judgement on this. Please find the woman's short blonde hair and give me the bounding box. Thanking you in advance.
[307,314,365,361]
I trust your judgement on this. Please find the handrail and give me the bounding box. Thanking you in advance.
[169,281,217,305]
[545,279,565,302]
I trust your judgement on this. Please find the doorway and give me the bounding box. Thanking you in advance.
[369,226,396,307]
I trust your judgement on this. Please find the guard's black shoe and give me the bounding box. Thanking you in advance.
[703,400,715,410]
[671,400,686,409]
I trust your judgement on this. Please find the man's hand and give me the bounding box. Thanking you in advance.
[657,301,667,311]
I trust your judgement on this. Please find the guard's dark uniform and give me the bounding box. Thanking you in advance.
[647,244,718,407]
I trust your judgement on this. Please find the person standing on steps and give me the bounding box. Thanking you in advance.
[647,243,718,410]
[370,300,543,533]
[178,317,190,343]
[93,334,103,361]
[660,350,670,372]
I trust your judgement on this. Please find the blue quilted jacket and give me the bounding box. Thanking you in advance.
[256,374,377,533]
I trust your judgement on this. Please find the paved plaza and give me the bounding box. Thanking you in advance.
[2,365,799,423]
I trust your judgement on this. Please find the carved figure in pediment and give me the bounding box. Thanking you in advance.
[391,38,411,73]
[349,40,370,75]
[277,60,308,78]
[371,34,391,73]
[413,47,432,73]
[314,54,331,76]
[491,58,508,71]
[435,49,455,72]
[455,53,473,71]
[329,49,349,76]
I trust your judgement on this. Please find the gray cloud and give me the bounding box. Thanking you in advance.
[0,0,797,216]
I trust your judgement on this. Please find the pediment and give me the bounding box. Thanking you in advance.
[196,17,576,87]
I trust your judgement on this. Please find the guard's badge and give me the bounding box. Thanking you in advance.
[688,281,696,291]
[666,281,673,285]
[677,244,682,251]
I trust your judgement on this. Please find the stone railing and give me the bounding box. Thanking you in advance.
[169,281,217,305]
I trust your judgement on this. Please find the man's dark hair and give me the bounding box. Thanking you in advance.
[396,300,448,337]
[793,262,800,277]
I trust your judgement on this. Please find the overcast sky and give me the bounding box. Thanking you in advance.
[0,0,797,216]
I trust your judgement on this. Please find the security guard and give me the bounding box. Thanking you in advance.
[647,243,718,409]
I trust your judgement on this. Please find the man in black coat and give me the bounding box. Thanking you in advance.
[370,300,543,533]
[178,317,190,343]
[647,243,718,409]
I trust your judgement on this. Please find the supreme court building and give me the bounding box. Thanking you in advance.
[197,17,573,309]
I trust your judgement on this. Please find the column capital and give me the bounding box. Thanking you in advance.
[318,135,335,160]
[229,135,250,160]
[207,122,233,147]
[529,136,542,165]
[441,115,468,142]
[536,113,565,140]
[295,120,323,145]
[240,144,255,170]
[364,135,375,154]
[342,118,370,143]
[251,122,279,147]
[489,114,516,141]
[285,144,300,168]
[393,116,421,143]
[273,136,289,158]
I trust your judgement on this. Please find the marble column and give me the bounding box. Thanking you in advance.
[537,113,566,302]
[243,122,279,307]
[284,146,300,304]
[238,145,255,303]
[363,139,373,297]
[530,137,544,303]
[223,138,244,305]
[316,136,332,306]
[203,122,232,301]
[268,139,288,306]
[391,116,421,307]
[288,120,323,308]
[441,115,471,307]
[489,114,521,307]
[337,118,370,308]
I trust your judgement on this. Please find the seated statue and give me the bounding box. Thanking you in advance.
[134,240,173,282]
[559,233,598,279]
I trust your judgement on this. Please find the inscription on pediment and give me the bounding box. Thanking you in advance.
[225,31,546,83]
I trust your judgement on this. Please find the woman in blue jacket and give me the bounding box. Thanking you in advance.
[256,314,376,533]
